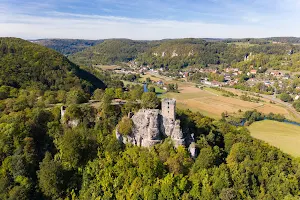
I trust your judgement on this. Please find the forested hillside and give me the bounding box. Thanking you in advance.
[224,37,300,44]
[0,38,300,199]
[32,39,103,55]
[0,38,105,92]
[137,39,298,69]
[57,38,300,70]
[69,39,153,66]
[0,84,300,199]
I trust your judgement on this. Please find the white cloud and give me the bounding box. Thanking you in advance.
[0,8,299,39]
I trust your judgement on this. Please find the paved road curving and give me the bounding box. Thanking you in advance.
[233,89,300,120]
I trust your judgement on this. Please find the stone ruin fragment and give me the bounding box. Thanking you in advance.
[116,98,197,158]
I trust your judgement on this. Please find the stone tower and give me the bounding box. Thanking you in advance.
[161,98,176,121]
[60,106,66,121]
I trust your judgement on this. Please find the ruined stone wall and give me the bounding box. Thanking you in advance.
[117,109,162,147]
[116,99,197,157]
[60,106,80,128]
[61,106,66,121]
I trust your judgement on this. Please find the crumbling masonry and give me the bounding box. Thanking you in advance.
[116,98,196,157]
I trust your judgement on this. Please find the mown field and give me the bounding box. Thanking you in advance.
[93,65,120,70]
[161,84,291,120]
[248,120,300,157]
[121,72,297,121]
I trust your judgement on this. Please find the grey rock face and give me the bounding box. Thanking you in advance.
[60,106,80,128]
[117,109,162,147]
[67,119,80,128]
[188,142,197,159]
[116,99,195,155]
[61,106,66,122]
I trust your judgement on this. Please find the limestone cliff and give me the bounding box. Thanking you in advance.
[116,99,197,157]
[116,109,162,147]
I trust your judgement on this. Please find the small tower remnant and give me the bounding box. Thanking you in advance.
[161,98,176,121]
[61,106,66,121]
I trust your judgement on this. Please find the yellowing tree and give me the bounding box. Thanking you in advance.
[118,116,134,136]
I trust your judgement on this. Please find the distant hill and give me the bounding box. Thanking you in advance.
[32,39,104,55]
[136,38,298,69]
[35,37,300,70]
[136,38,238,68]
[224,37,300,44]
[68,38,241,67]
[0,37,106,91]
[268,37,300,44]
[68,39,153,66]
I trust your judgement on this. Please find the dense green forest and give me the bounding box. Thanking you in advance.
[36,37,300,60]
[46,38,300,70]
[1,37,299,199]
[224,37,300,44]
[69,39,154,66]
[0,38,106,92]
[1,82,300,199]
[33,39,104,55]
[0,38,300,200]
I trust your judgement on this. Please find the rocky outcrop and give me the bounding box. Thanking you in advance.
[171,50,178,58]
[188,50,194,57]
[60,106,80,128]
[162,118,185,147]
[116,99,197,157]
[189,142,197,159]
[244,52,253,61]
[117,109,162,147]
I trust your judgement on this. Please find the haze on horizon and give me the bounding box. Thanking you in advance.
[0,0,300,40]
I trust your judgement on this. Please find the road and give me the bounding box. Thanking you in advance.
[233,89,300,120]
[142,72,300,120]
[259,93,300,119]
[146,72,300,120]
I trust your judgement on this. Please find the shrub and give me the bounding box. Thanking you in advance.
[118,117,133,135]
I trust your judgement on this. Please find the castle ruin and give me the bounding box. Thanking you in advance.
[161,98,176,121]
[116,98,196,157]
[60,106,80,128]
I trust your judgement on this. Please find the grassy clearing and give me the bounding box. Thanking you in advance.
[248,120,300,157]
[122,80,140,86]
[154,87,165,94]
[94,65,120,70]
[203,87,224,96]
[162,84,290,119]
[139,74,163,82]
[139,73,295,120]
[122,80,165,95]
[228,42,258,47]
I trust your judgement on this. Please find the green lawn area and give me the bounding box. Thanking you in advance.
[93,65,120,70]
[203,87,224,96]
[248,120,300,157]
[154,87,165,94]
[228,42,258,47]
[122,80,140,86]
[161,92,221,119]
[122,80,165,95]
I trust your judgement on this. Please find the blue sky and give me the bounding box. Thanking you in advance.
[0,0,299,39]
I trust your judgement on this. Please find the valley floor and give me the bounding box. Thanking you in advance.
[146,72,299,121]
[248,120,300,157]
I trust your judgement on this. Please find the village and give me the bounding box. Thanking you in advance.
[102,59,300,102]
